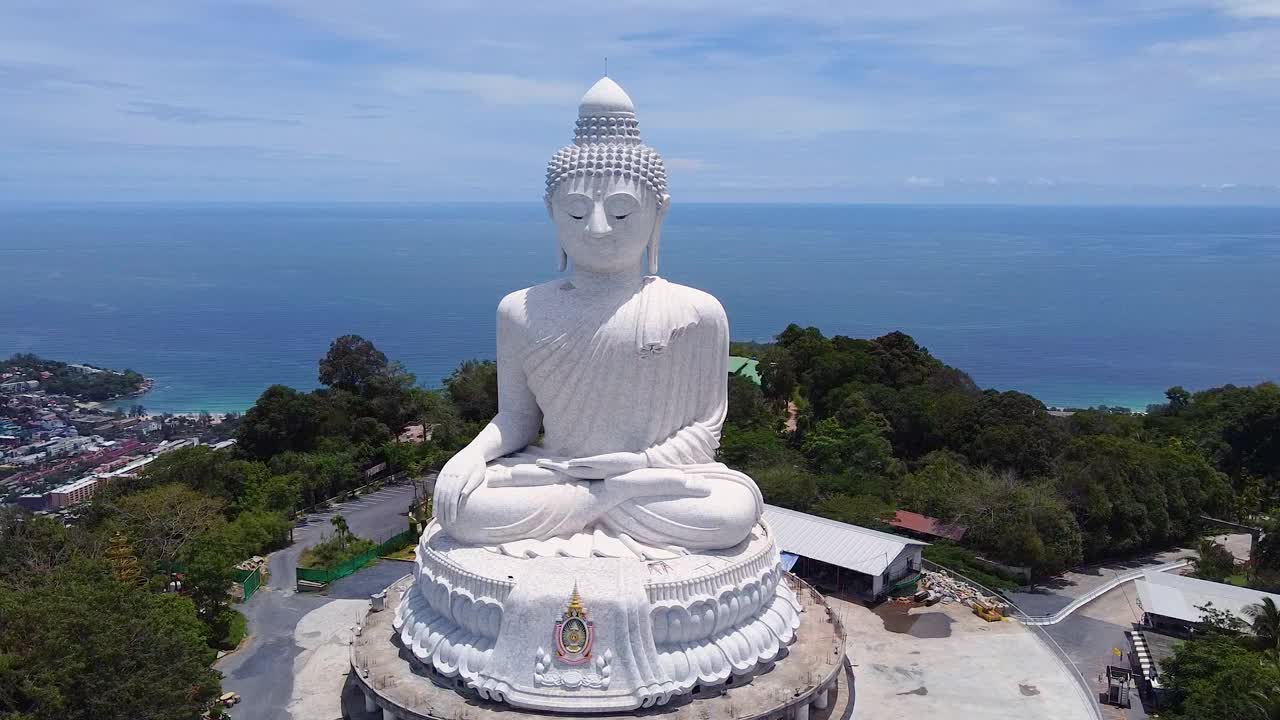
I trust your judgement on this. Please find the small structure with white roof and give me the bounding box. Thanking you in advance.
[1136,570,1280,632]
[763,503,927,600]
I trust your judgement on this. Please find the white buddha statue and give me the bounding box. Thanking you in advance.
[396,79,800,713]
[432,76,762,560]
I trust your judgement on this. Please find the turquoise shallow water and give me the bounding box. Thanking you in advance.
[1,203,1277,413]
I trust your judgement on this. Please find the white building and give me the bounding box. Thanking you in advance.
[763,504,927,600]
[1136,566,1280,627]
[1136,571,1280,632]
[46,477,99,509]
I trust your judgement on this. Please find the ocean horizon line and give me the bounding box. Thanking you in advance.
[6,200,1280,211]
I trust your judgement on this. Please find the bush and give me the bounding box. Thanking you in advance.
[923,543,1020,591]
[211,608,247,651]
[297,534,376,570]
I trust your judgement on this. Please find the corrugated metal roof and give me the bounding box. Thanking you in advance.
[888,510,968,541]
[1135,571,1280,624]
[763,504,926,576]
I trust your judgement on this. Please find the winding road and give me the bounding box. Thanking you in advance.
[214,480,424,720]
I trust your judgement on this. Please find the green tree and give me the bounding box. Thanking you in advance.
[182,530,236,628]
[224,510,292,558]
[0,509,76,585]
[241,470,303,514]
[0,561,221,720]
[718,425,796,469]
[775,324,832,372]
[236,384,324,459]
[895,451,981,522]
[1248,684,1280,720]
[318,334,389,394]
[726,373,774,428]
[1056,435,1232,560]
[1247,597,1280,654]
[444,360,499,424]
[814,493,895,527]
[800,415,897,479]
[1167,385,1192,413]
[962,390,1060,479]
[118,445,271,508]
[331,514,352,549]
[757,346,797,403]
[1162,633,1280,720]
[269,450,359,508]
[751,464,819,511]
[113,484,227,571]
[1194,539,1239,583]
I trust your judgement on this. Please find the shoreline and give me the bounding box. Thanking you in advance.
[105,389,1164,419]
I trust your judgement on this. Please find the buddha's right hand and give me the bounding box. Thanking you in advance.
[433,450,487,527]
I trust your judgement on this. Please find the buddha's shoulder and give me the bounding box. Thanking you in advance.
[496,281,561,326]
[498,279,561,305]
[646,278,727,325]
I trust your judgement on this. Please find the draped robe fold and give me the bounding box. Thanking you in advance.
[444,277,762,559]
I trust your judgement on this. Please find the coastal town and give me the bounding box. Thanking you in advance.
[0,354,237,519]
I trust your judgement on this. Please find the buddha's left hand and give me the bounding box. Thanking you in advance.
[536,451,647,480]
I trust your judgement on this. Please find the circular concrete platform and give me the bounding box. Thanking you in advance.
[350,575,852,720]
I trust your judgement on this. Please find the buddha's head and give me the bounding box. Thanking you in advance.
[545,77,669,275]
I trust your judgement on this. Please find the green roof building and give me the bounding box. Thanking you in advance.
[727,356,761,385]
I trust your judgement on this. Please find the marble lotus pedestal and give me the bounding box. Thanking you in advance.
[392,520,801,712]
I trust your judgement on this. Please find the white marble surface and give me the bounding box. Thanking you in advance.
[394,521,801,711]
[401,77,795,713]
[430,76,759,559]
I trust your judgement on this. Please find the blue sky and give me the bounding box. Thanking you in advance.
[2,1,1279,203]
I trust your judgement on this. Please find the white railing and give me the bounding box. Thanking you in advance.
[1019,559,1190,626]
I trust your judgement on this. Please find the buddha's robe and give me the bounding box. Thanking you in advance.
[440,276,762,559]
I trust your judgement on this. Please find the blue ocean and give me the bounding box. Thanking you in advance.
[1,203,1276,414]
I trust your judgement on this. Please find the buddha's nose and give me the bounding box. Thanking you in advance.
[587,203,612,237]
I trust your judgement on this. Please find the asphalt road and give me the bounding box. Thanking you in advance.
[214,481,424,720]
[999,534,1250,720]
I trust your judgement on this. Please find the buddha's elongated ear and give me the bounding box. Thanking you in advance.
[647,196,670,275]
[558,247,568,272]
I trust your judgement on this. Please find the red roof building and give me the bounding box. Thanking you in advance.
[888,510,968,542]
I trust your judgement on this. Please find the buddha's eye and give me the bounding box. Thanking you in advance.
[564,195,590,220]
[604,193,639,222]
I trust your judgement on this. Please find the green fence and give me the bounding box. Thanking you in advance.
[234,567,262,601]
[295,529,416,587]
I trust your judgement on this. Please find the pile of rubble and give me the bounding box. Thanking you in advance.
[918,569,1011,614]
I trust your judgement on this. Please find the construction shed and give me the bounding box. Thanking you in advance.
[763,504,927,601]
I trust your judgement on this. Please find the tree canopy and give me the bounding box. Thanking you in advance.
[318,334,389,394]
[722,324,1271,577]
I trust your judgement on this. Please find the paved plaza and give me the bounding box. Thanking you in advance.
[833,596,1097,720]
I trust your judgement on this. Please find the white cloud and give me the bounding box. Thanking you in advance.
[1216,0,1280,17]
[377,68,579,105]
[0,0,1277,201]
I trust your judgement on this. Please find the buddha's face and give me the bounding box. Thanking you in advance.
[550,174,666,274]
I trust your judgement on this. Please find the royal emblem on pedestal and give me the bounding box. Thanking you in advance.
[534,583,612,690]
[554,584,594,664]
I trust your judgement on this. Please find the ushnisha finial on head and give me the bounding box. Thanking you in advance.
[545,77,669,274]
